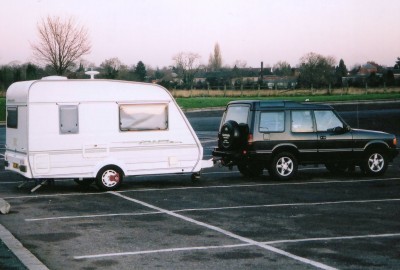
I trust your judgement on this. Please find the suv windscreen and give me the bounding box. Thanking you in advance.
[223,105,250,125]
[314,110,343,131]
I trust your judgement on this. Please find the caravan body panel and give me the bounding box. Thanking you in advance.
[5,79,204,181]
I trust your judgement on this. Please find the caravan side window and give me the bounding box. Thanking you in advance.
[7,107,18,129]
[119,104,168,131]
[59,105,79,134]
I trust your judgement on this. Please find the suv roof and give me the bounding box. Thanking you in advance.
[227,100,333,110]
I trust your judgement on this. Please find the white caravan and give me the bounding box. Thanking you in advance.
[4,77,212,191]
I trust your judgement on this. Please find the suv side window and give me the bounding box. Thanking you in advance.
[259,111,284,132]
[314,110,343,131]
[291,110,314,132]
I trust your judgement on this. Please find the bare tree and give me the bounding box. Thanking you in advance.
[273,61,292,76]
[233,60,247,69]
[172,52,201,88]
[100,57,124,79]
[298,52,336,88]
[32,16,91,75]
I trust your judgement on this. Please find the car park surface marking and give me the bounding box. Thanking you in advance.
[73,232,400,260]
[262,233,400,245]
[24,197,400,222]
[77,191,337,270]
[74,243,252,259]
[0,224,49,270]
[2,177,400,199]
[25,210,162,222]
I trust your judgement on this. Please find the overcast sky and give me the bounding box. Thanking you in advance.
[1,0,399,69]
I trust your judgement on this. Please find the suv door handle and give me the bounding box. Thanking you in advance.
[320,136,326,140]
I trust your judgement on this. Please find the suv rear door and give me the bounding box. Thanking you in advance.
[290,110,319,162]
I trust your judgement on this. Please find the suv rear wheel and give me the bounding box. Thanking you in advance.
[269,152,298,180]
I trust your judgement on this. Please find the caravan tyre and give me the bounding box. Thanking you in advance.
[96,166,123,191]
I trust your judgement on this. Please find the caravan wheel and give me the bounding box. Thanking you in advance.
[96,166,123,191]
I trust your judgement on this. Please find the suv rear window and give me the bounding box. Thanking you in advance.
[224,105,250,125]
[259,111,285,132]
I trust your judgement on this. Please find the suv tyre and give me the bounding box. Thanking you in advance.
[360,150,388,176]
[269,152,298,180]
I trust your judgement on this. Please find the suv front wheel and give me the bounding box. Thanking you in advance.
[269,152,298,180]
[360,150,388,176]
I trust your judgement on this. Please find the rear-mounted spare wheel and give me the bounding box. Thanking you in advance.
[218,120,248,150]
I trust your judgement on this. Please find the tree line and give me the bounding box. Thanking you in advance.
[1,16,400,92]
[2,55,400,92]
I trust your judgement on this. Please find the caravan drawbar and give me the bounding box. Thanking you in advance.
[4,77,213,191]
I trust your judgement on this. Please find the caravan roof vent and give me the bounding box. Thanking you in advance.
[41,76,68,80]
[85,70,99,79]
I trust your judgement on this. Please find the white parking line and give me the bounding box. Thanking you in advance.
[74,232,400,260]
[115,177,400,194]
[174,198,400,213]
[98,191,337,270]
[4,177,400,199]
[74,243,251,259]
[26,211,162,222]
[264,233,400,245]
[200,139,217,143]
[25,198,400,222]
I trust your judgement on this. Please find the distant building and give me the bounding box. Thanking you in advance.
[358,63,378,75]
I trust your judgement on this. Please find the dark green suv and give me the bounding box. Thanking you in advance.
[212,100,398,180]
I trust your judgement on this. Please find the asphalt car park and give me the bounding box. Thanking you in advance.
[0,102,400,269]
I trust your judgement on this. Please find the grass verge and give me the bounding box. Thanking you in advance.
[176,93,400,109]
[1,93,400,122]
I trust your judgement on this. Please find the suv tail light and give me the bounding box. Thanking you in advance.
[247,133,253,145]
[394,137,397,147]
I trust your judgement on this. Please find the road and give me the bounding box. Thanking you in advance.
[0,101,399,270]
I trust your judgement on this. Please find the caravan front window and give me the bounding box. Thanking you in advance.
[119,104,168,131]
[7,107,18,129]
[59,105,79,134]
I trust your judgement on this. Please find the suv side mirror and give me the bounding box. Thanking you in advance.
[328,126,346,134]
